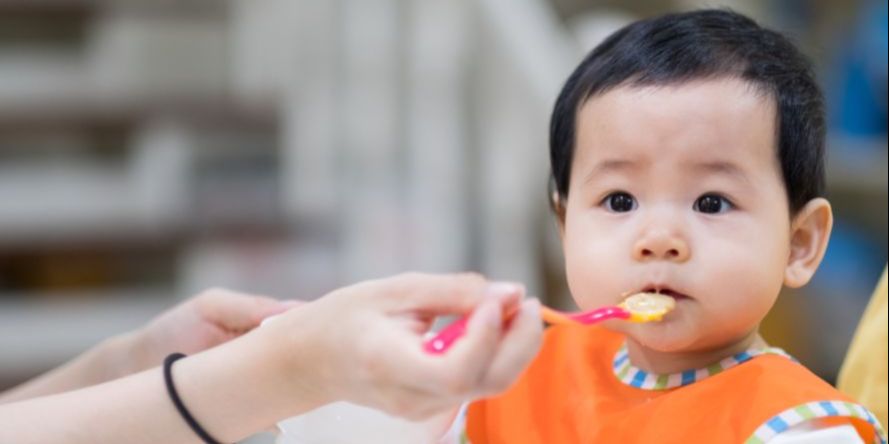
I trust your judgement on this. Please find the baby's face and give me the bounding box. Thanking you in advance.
[561,78,791,353]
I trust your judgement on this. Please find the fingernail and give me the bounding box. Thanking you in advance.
[524,298,541,315]
[470,299,502,330]
[485,282,523,299]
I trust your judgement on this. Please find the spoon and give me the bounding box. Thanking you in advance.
[422,292,675,355]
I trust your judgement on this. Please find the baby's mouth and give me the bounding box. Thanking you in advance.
[638,286,691,301]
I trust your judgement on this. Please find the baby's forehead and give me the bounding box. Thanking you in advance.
[573,78,778,168]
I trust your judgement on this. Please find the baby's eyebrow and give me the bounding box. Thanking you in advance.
[692,160,750,184]
[583,159,639,184]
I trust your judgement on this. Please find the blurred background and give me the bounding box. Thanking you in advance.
[0,0,885,439]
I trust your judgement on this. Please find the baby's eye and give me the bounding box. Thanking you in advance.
[694,194,733,214]
[602,192,637,212]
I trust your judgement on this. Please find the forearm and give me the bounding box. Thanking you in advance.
[0,329,320,444]
[0,332,144,404]
[170,327,325,441]
[0,364,193,444]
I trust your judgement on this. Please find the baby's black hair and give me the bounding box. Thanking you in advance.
[549,9,825,215]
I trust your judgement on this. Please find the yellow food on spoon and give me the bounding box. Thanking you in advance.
[619,292,676,322]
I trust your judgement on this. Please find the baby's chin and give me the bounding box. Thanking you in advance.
[608,317,700,352]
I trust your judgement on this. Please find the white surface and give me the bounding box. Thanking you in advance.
[771,423,865,444]
[274,402,456,444]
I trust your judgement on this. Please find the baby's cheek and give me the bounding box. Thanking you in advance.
[564,259,617,310]
[562,226,626,304]
[707,260,781,325]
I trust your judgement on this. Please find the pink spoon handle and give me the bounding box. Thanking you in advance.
[423,317,468,354]
[423,305,631,355]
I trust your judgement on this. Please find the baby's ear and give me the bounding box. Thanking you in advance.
[547,176,567,237]
[551,190,566,238]
[784,198,833,288]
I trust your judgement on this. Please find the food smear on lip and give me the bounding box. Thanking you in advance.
[618,292,676,322]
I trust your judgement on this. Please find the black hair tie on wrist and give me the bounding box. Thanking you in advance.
[164,353,225,444]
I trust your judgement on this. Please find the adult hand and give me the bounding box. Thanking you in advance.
[128,288,299,374]
[260,272,543,420]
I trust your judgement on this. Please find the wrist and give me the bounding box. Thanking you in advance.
[98,330,151,380]
[169,328,325,441]
[256,320,334,414]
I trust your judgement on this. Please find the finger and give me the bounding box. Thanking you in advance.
[258,299,307,328]
[258,299,306,327]
[421,284,524,355]
[417,297,504,396]
[476,299,543,397]
[378,272,485,312]
[198,290,290,330]
[385,272,524,316]
[280,299,306,310]
[367,295,500,397]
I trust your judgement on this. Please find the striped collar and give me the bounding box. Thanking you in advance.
[612,342,794,390]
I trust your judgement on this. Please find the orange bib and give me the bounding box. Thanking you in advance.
[467,325,884,444]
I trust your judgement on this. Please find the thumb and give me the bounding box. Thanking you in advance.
[387,273,524,316]
[199,290,292,331]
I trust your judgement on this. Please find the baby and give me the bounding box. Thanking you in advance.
[463,9,886,444]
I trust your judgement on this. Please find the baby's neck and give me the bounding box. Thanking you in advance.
[625,330,767,374]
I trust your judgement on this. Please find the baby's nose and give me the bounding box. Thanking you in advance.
[632,228,690,262]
